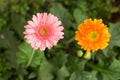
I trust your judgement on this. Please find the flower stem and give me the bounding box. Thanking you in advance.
[66,37,74,45]
[86,62,110,73]
[26,50,35,67]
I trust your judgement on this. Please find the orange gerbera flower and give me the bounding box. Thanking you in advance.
[75,18,110,52]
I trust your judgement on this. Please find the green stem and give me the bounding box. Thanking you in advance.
[26,50,35,67]
[66,37,75,45]
[86,62,110,73]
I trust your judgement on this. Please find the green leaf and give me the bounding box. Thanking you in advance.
[50,2,73,28]
[37,60,54,80]
[102,46,111,57]
[17,75,24,80]
[56,65,69,80]
[10,14,25,39]
[0,29,19,49]
[73,8,88,25]
[77,59,87,70]
[97,56,104,67]
[102,58,120,80]
[50,51,68,67]
[76,0,87,11]
[17,42,44,67]
[0,18,3,32]
[28,72,37,79]
[109,58,120,78]
[0,30,19,68]
[70,71,98,80]
[109,22,120,48]
[102,73,114,80]
[69,58,86,72]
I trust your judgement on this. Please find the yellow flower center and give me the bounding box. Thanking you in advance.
[89,32,98,41]
[39,28,47,36]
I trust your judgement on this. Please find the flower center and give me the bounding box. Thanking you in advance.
[89,32,98,41]
[39,28,47,36]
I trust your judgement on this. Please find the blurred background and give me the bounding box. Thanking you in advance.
[0,0,120,80]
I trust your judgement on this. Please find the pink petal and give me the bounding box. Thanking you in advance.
[32,15,39,25]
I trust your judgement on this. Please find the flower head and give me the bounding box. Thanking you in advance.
[75,18,110,52]
[24,13,64,51]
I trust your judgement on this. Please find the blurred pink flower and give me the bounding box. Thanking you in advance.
[24,13,64,51]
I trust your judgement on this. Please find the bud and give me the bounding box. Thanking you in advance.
[77,50,83,57]
[84,51,91,59]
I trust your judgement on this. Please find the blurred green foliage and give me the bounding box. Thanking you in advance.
[0,0,120,80]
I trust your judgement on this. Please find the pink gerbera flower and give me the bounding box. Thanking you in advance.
[24,13,64,51]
